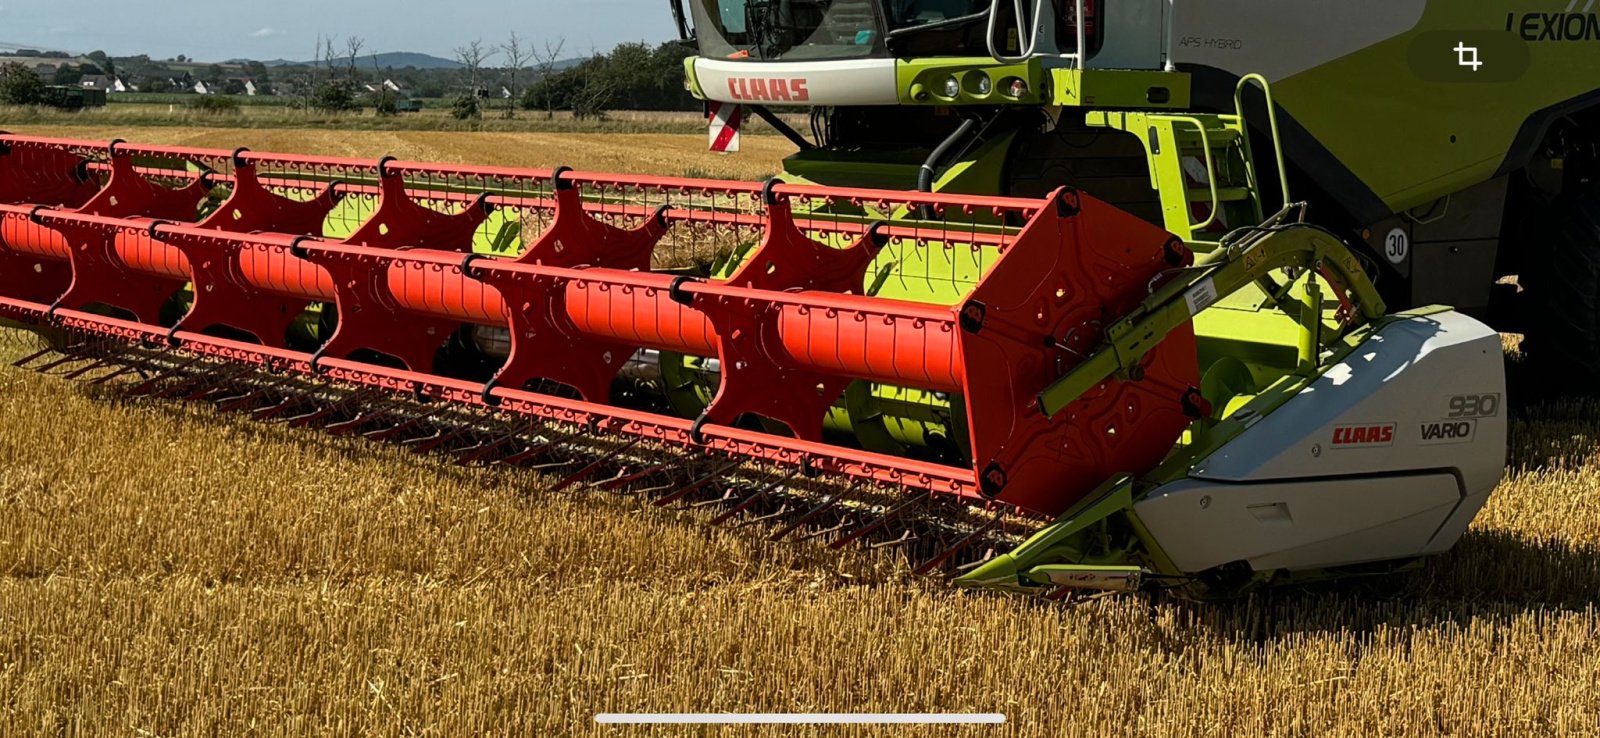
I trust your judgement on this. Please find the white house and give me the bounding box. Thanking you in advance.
[193,80,212,95]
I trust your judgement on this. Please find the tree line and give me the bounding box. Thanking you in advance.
[0,37,702,118]
[520,42,697,120]
[445,37,697,121]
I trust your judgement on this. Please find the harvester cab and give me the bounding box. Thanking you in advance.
[0,0,1545,600]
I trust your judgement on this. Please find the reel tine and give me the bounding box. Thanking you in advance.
[453,431,517,467]
[285,392,367,427]
[397,426,446,450]
[768,484,856,542]
[212,386,264,411]
[953,548,999,574]
[709,469,800,526]
[59,340,138,380]
[126,355,205,397]
[913,508,1008,576]
[86,363,139,386]
[550,438,642,493]
[868,529,919,551]
[59,356,116,380]
[592,461,671,492]
[495,441,552,467]
[364,403,443,441]
[625,453,705,496]
[320,396,398,435]
[799,518,856,543]
[216,370,300,413]
[33,353,92,373]
[143,365,211,400]
[688,487,740,509]
[733,504,792,528]
[652,458,743,507]
[178,362,253,401]
[146,359,234,400]
[11,346,57,369]
[827,490,933,550]
[494,432,563,467]
[407,424,473,455]
[213,369,294,412]
[528,458,582,473]
[252,394,304,421]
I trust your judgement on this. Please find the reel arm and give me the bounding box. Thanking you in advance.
[1037,215,1387,419]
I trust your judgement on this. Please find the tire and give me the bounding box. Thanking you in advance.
[1522,180,1600,395]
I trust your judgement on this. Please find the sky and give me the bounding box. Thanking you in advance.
[0,0,676,62]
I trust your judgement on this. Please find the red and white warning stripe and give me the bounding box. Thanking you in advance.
[708,102,743,154]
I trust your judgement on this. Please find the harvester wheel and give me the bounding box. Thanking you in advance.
[1523,181,1600,395]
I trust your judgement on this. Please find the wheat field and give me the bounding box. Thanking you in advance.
[2,124,790,182]
[3,126,1600,737]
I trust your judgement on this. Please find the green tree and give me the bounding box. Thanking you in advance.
[87,50,114,77]
[144,77,174,94]
[414,80,446,98]
[52,64,83,86]
[372,92,399,117]
[517,41,694,116]
[311,81,357,112]
[450,93,481,120]
[0,63,45,105]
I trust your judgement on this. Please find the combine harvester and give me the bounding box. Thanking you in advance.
[1,0,1593,597]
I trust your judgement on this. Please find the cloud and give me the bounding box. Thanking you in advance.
[250,27,284,38]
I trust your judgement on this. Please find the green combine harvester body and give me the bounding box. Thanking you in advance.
[678,0,1600,318]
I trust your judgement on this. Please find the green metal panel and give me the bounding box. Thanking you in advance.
[1046,68,1192,109]
[1270,1,1600,212]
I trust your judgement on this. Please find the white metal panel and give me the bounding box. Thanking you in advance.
[1136,474,1461,572]
[694,58,900,107]
[1169,0,1427,82]
[1086,0,1169,70]
[1133,310,1507,575]
[1191,311,1507,505]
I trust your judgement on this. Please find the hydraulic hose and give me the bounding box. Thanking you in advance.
[918,118,979,193]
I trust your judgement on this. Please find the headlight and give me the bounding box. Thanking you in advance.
[974,75,992,96]
[942,75,961,99]
[1004,77,1029,99]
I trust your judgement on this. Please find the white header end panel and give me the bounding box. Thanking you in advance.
[1193,311,1506,495]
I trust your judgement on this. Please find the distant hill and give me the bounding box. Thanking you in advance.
[0,41,73,54]
[265,51,463,70]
